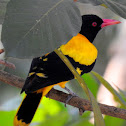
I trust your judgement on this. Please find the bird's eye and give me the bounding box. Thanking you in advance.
[92,22,97,27]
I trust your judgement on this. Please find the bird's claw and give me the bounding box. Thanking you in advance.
[79,108,85,115]
[65,93,78,107]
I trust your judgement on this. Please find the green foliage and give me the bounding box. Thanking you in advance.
[82,73,99,98]
[39,111,69,126]
[0,110,16,126]
[32,97,67,123]
[104,116,125,126]
[71,119,93,126]
[0,96,68,126]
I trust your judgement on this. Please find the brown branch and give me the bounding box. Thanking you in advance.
[0,49,15,69]
[0,60,16,69]
[0,70,126,120]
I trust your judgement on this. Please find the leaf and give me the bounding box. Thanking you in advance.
[0,110,16,126]
[39,111,69,126]
[2,0,81,59]
[82,73,99,98]
[55,49,105,126]
[76,0,102,5]
[113,84,126,103]
[32,97,65,124]
[105,115,125,126]
[89,91,105,126]
[91,71,126,108]
[0,0,9,24]
[100,0,126,19]
[78,0,126,19]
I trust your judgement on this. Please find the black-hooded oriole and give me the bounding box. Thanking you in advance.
[14,14,120,126]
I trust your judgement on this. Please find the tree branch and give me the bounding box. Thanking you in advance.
[0,70,126,120]
[0,60,16,69]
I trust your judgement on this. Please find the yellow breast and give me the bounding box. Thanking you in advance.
[60,33,98,66]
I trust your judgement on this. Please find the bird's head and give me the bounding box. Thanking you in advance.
[80,15,121,43]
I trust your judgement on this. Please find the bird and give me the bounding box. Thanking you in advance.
[14,14,121,126]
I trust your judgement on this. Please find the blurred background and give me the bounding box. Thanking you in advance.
[0,1,126,126]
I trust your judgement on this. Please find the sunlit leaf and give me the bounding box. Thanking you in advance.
[39,111,69,126]
[105,115,125,126]
[32,96,67,124]
[2,0,81,59]
[0,110,16,126]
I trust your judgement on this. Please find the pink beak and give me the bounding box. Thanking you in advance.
[101,19,121,28]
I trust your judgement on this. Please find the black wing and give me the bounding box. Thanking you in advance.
[21,52,74,94]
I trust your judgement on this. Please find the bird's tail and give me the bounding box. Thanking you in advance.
[14,92,43,126]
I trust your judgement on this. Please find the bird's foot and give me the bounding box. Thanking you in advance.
[79,108,85,115]
[64,86,78,107]
[64,86,77,96]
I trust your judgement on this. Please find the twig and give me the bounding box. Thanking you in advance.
[0,60,16,69]
[0,49,15,69]
[0,70,23,88]
[0,70,126,120]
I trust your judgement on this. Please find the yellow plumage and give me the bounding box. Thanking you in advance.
[60,33,98,66]
[14,116,29,126]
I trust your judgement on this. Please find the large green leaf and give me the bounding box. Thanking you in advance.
[2,0,81,58]
[78,0,126,19]
[0,0,9,24]
[2,0,126,59]
[101,0,126,19]
[82,73,99,98]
